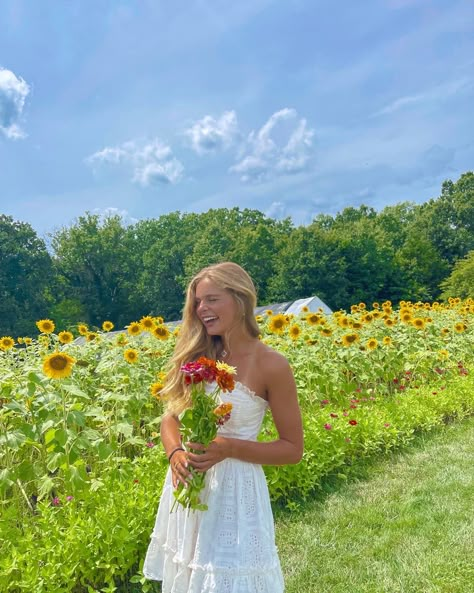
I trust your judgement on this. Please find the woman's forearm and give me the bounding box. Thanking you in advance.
[160,414,182,458]
[225,436,303,465]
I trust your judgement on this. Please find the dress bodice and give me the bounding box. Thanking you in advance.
[215,381,268,441]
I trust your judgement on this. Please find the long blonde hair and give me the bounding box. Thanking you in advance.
[162,262,260,415]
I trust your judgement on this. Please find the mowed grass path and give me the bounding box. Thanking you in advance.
[276,416,474,593]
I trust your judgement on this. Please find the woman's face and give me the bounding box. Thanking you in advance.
[194,277,240,336]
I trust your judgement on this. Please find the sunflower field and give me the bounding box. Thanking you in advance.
[0,299,473,593]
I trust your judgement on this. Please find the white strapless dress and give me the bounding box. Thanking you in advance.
[143,381,284,593]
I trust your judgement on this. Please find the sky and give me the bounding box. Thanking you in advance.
[1,0,473,238]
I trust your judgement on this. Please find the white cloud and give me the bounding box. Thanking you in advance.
[92,207,139,225]
[0,67,30,139]
[185,110,239,154]
[230,108,314,182]
[86,138,184,186]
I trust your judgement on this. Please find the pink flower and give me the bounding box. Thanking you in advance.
[384,423,391,428]
[51,497,61,506]
[321,399,330,405]
[146,442,155,448]
[324,423,332,430]
[66,495,74,501]
[350,404,357,409]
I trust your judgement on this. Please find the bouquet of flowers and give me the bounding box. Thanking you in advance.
[171,356,235,512]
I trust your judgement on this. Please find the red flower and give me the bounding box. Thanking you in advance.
[348,419,358,426]
[324,423,332,430]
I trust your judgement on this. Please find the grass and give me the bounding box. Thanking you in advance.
[276,415,474,593]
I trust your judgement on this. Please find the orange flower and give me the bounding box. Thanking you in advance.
[213,402,233,416]
[216,371,235,392]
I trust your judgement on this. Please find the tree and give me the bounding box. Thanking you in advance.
[439,250,474,299]
[0,215,53,336]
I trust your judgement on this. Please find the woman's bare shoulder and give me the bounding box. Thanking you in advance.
[255,341,291,375]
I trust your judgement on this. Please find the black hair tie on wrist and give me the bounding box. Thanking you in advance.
[168,446,184,463]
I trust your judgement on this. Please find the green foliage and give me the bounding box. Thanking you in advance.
[440,250,474,300]
[0,215,53,336]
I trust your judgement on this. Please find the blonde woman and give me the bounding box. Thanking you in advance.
[143,262,303,592]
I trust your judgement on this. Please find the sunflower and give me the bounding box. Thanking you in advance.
[153,325,170,340]
[366,337,378,350]
[358,302,366,310]
[58,331,74,344]
[265,309,273,316]
[412,318,426,330]
[23,337,33,345]
[301,306,309,312]
[384,318,395,327]
[441,328,450,336]
[255,315,263,323]
[352,321,363,330]
[268,314,287,334]
[341,333,359,347]
[86,332,99,342]
[337,316,350,328]
[372,302,380,309]
[320,327,333,337]
[140,316,155,331]
[438,349,449,359]
[150,381,164,399]
[77,324,89,335]
[124,348,139,363]
[362,313,374,323]
[115,333,128,346]
[155,316,164,324]
[0,336,15,351]
[382,336,392,346]
[127,322,142,336]
[372,311,381,319]
[36,319,55,334]
[306,313,320,326]
[43,352,76,379]
[289,324,302,340]
[400,312,412,323]
[454,322,466,333]
[17,337,24,344]
[350,305,359,313]
[102,320,114,332]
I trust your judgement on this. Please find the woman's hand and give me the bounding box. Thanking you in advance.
[186,436,230,472]
[169,449,191,488]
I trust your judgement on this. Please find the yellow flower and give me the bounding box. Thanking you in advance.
[78,324,89,335]
[155,316,164,324]
[412,317,426,330]
[301,305,309,312]
[337,316,350,328]
[150,381,164,399]
[268,314,287,334]
[124,348,139,363]
[289,324,302,340]
[362,313,374,323]
[382,336,392,346]
[384,318,395,327]
[454,322,466,333]
[441,328,450,336]
[438,349,449,359]
[127,322,142,336]
[23,337,33,345]
[372,302,380,309]
[58,331,74,344]
[216,361,237,375]
[140,316,155,331]
[265,309,273,316]
[358,302,366,310]
[86,332,99,342]
[400,311,412,323]
[305,313,320,326]
[173,326,181,336]
[320,327,333,337]
[366,337,378,350]
[102,320,114,332]
[352,321,363,330]
[0,336,15,351]
[213,402,233,417]
[43,352,76,379]
[153,325,170,340]
[342,333,359,347]
[36,319,55,334]
[17,337,24,344]
[255,315,263,323]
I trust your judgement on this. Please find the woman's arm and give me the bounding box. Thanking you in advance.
[187,352,303,471]
[160,413,191,487]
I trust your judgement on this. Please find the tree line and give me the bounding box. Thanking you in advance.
[1,172,473,337]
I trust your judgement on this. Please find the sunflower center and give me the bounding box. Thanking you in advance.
[50,356,68,370]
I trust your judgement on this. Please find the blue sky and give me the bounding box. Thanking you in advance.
[1,0,473,237]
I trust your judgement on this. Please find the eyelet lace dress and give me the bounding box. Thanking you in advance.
[143,381,284,593]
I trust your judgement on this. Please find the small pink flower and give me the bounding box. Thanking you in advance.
[324,423,332,430]
[384,423,391,428]
[343,411,349,417]
[66,495,74,501]
[146,441,155,448]
[350,404,357,409]
[51,497,61,506]
[321,399,330,405]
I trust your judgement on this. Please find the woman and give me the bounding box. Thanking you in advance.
[143,262,303,592]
